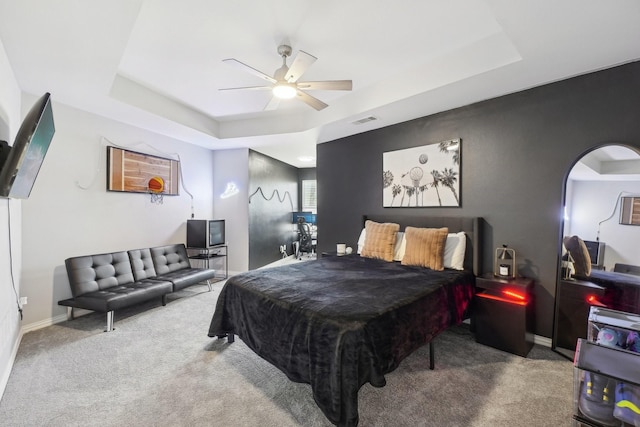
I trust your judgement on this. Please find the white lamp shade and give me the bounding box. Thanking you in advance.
[273,83,296,99]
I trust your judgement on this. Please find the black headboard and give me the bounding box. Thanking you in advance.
[362,215,483,276]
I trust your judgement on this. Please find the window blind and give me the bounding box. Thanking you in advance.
[302,180,317,213]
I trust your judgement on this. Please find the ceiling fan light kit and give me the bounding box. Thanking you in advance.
[221,44,353,111]
[273,82,297,99]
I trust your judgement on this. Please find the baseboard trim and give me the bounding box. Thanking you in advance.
[20,313,68,334]
[534,334,552,348]
[0,328,23,402]
[2,313,75,400]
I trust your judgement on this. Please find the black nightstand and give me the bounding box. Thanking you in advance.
[474,274,535,357]
[552,278,605,360]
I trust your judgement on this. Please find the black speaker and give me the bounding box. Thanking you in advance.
[553,279,605,358]
[186,219,207,248]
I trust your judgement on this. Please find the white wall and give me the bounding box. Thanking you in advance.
[0,39,23,398]
[212,149,249,273]
[19,99,215,329]
[565,179,640,270]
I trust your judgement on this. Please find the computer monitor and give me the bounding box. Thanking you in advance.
[583,240,605,267]
[292,211,316,225]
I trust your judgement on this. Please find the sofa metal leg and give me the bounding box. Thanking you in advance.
[207,280,212,292]
[67,307,75,321]
[104,311,115,332]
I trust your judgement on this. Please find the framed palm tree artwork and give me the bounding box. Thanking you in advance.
[382,139,461,207]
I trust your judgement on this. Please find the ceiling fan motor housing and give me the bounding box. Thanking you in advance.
[277,44,292,58]
[274,45,292,80]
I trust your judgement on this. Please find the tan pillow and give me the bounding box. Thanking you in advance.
[563,235,591,276]
[360,220,400,262]
[401,227,449,271]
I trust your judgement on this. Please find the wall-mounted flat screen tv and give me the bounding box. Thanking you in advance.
[0,93,55,199]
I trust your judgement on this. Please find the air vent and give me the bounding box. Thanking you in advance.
[352,116,378,125]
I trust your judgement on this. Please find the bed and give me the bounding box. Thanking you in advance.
[208,215,483,426]
[574,269,640,315]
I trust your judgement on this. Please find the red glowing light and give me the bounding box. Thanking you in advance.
[502,289,526,301]
[477,293,527,306]
[586,295,606,307]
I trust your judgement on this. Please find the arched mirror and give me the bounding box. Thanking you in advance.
[553,144,640,359]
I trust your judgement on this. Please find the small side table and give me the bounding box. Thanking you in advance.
[474,274,535,357]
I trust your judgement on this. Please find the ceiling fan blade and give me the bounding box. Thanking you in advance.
[222,58,277,84]
[264,96,281,111]
[296,90,328,111]
[285,50,317,83]
[297,80,353,91]
[219,85,272,91]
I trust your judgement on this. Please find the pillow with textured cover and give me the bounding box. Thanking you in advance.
[358,229,405,261]
[360,220,400,262]
[401,226,449,271]
[563,235,591,277]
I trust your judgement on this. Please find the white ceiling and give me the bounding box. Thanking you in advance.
[569,145,640,181]
[1,0,639,168]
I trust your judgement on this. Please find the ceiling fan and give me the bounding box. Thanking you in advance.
[220,44,352,111]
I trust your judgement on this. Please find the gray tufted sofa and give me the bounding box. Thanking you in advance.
[59,244,217,331]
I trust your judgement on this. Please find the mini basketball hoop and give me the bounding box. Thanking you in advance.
[148,176,165,204]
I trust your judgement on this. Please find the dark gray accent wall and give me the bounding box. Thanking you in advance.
[317,61,640,338]
[248,150,298,269]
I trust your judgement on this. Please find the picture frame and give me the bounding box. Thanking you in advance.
[106,146,179,195]
[382,139,461,207]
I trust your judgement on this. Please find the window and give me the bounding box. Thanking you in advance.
[620,197,640,225]
[302,180,317,213]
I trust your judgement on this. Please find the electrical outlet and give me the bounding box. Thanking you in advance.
[19,296,28,305]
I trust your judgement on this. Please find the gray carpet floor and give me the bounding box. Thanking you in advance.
[0,276,574,426]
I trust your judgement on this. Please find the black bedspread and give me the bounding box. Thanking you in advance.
[208,255,475,426]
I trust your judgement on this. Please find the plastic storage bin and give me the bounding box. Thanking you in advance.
[573,307,640,426]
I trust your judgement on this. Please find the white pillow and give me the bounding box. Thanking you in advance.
[357,228,367,254]
[357,228,405,260]
[443,232,466,270]
[393,232,406,261]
